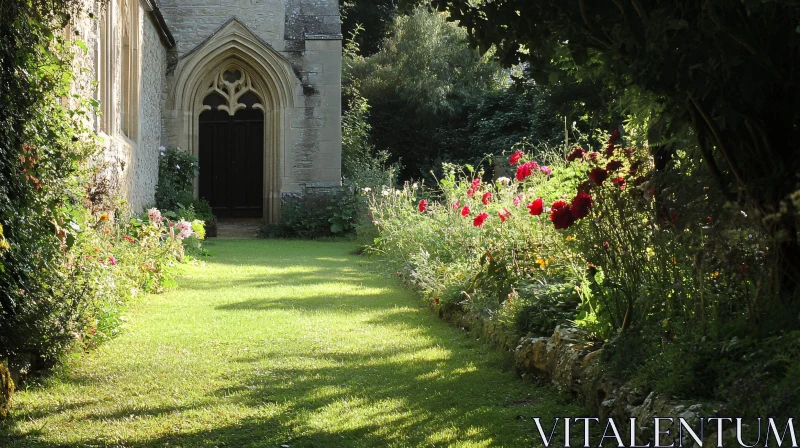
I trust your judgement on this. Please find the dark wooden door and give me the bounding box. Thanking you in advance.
[198,108,264,218]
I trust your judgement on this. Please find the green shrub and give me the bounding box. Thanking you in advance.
[267,190,359,239]
[155,147,200,212]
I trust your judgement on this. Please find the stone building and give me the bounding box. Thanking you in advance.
[72,0,343,223]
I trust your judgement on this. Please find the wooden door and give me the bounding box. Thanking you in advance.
[198,104,264,218]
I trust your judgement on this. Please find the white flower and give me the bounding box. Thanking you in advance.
[362,187,372,193]
[176,164,180,169]
[497,177,511,186]
[382,187,391,197]
[412,182,419,190]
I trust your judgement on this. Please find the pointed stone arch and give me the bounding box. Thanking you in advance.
[165,18,300,223]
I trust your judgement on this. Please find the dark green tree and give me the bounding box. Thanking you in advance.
[415,0,800,297]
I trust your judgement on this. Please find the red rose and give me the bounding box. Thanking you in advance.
[482,192,492,205]
[570,192,594,220]
[461,206,470,217]
[498,208,511,222]
[418,199,427,212]
[550,200,575,230]
[509,150,524,165]
[606,160,623,172]
[567,147,586,162]
[589,168,609,186]
[611,176,626,190]
[473,212,489,227]
[527,197,544,216]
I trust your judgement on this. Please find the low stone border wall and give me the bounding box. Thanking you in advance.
[435,303,724,445]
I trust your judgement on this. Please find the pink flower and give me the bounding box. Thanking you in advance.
[175,219,194,240]
[540,166,552,176]
[509,150,524,165]
[452,201,461,210]
[482,192,492,205]
[527,197,544,216]
[147,208,163,223]
[418,199,427,212]
[108,257,117,266]
[473,212,489,227]
[461,206,471,217]
[513,195,523,206]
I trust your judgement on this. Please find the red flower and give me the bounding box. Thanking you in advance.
[123,235,135,243]
[433,297,440,304]
[587,152,600,163]
[509,150,524,165]
[629,160,641,176]
[549,200,575,230]
[527,197,544,216]
[609,129,620,145]
[567,147,586,162]
[707,216,713,223]
[482,192,492,205]
[570,192,594,220]
[515,161,539,181]
[452,201,461,210]
[498,208,511,222]
[418,199,427,212]
[461,205,471,217]
[606,160,623,172]
[589,168,609,186]
[467,178,481,197]
[611,176,626,190]
[473,212,489,227]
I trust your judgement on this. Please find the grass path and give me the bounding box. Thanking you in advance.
[2,239,581,447]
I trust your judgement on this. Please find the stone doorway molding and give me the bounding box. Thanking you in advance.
[165,18,300,223]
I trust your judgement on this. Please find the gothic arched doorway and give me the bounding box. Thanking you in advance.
[198,68,265,218]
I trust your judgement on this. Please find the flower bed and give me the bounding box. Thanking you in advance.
[364,132,799,416]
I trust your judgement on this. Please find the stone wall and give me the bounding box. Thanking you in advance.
[127,11,167,211]
[158,0,342,222]
[68,1,168,213]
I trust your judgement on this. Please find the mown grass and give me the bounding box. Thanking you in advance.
[1,239,582,447]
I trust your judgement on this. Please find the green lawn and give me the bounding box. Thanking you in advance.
[1,239,581,447]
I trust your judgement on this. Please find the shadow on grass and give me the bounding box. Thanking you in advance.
[1,240,584,447]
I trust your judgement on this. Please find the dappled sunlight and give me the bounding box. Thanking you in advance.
[5,240,582,447]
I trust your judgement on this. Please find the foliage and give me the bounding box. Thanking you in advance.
[367,132,797,413]
[418,0,800,298]
[339,0,400,57]
[0,0,103,362]
[265,191,359,239]
[346,7,516,180]
[155,147,201,212]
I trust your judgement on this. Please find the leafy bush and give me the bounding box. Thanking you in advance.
[155,147,200,212]
[367,131,799,414]
[265,190,359,239]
